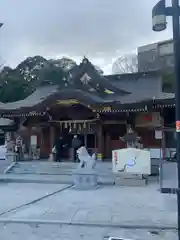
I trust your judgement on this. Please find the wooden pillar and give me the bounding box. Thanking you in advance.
[105,133,111,159]
[50,126,55,148]
[97,122,104,161]
[28,126,32,158]
[39,127,43,159]
[161,115,166,159]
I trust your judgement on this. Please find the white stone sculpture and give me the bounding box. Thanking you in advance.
[77,146,96,170]
[73,146,98,189]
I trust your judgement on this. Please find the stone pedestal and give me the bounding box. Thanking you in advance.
[73,169,98,190]
[115,173,148,186]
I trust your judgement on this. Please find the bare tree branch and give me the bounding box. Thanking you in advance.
[112,54,138,74]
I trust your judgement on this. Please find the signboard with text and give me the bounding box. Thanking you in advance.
[112,148,151,175]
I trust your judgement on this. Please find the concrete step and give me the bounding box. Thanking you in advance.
[8,161,113,175]
[1,173,116,185]
[8,161,159,177]
[6,161,116,185]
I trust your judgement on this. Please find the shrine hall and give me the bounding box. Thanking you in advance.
[0,58,175,161]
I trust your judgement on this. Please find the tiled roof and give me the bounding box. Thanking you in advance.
[106,73,174,104]
[0,71,175,112]
[105,71,158,81]
[57,88,105,103]
[0,85,59,110]
[0,118,14,126]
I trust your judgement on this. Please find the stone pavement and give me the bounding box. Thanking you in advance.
[0,182,178,239]
[0,223,178,240]
[0,183,70,215]
[0,159,12,173]
[0,183,177,228]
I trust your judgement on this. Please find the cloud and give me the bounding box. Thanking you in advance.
[0,0,173,73]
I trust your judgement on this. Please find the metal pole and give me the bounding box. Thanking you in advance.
[172,0,180,237]
[159,136,163,191]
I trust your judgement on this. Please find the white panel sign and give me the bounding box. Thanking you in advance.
[30,135,37,146]
[112,148,151,175]
[155,130,163,139]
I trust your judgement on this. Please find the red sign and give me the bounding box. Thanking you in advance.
[143,114,153,122]
[176,120,180,132]
[114,151,118,165]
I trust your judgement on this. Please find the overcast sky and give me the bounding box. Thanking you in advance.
[0,0,173,73]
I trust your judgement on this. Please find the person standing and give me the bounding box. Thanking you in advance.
[15,135,23,161]
[71,135,81,162]
[55,136,64,162]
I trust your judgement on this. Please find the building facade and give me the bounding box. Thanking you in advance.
[138,39,174,72]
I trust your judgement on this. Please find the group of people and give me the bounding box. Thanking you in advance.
[52,135,82,162]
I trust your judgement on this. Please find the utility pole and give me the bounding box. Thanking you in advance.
[0,23,3,70]
[152,0,180,238]
[172,1,180,238]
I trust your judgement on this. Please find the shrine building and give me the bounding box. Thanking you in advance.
[0,58,175,161]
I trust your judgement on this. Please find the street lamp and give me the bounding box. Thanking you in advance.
[152,0,167,31]
[152,0,180,237]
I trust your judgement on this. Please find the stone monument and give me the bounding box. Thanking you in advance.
[73,146,98,189]
[6,141,17,162]
[115,127,149,186]
[5,133,17,162]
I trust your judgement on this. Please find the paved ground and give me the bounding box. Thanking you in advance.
[0,182,178,239]
[0,223,178,240]
[1,183,177,228]
[0,183,70,215]
[0,159,12,173]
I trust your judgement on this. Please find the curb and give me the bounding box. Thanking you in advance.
[0,218,177,230]
[0,178,73,184]
[0,177,115,185]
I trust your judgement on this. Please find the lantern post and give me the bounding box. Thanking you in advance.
[152,0,180,238]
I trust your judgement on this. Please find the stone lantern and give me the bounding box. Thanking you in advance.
[120,127,141,148]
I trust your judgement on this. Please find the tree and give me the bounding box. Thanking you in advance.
[16,55,48,79]
[112,53,138,74]
[161,71,175,93]
[0,56,77,103]
[49,57,77,72]
[0,68,30,103]
[16,56,48,90]
[38,63,68,87]
[16,56,77,89]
